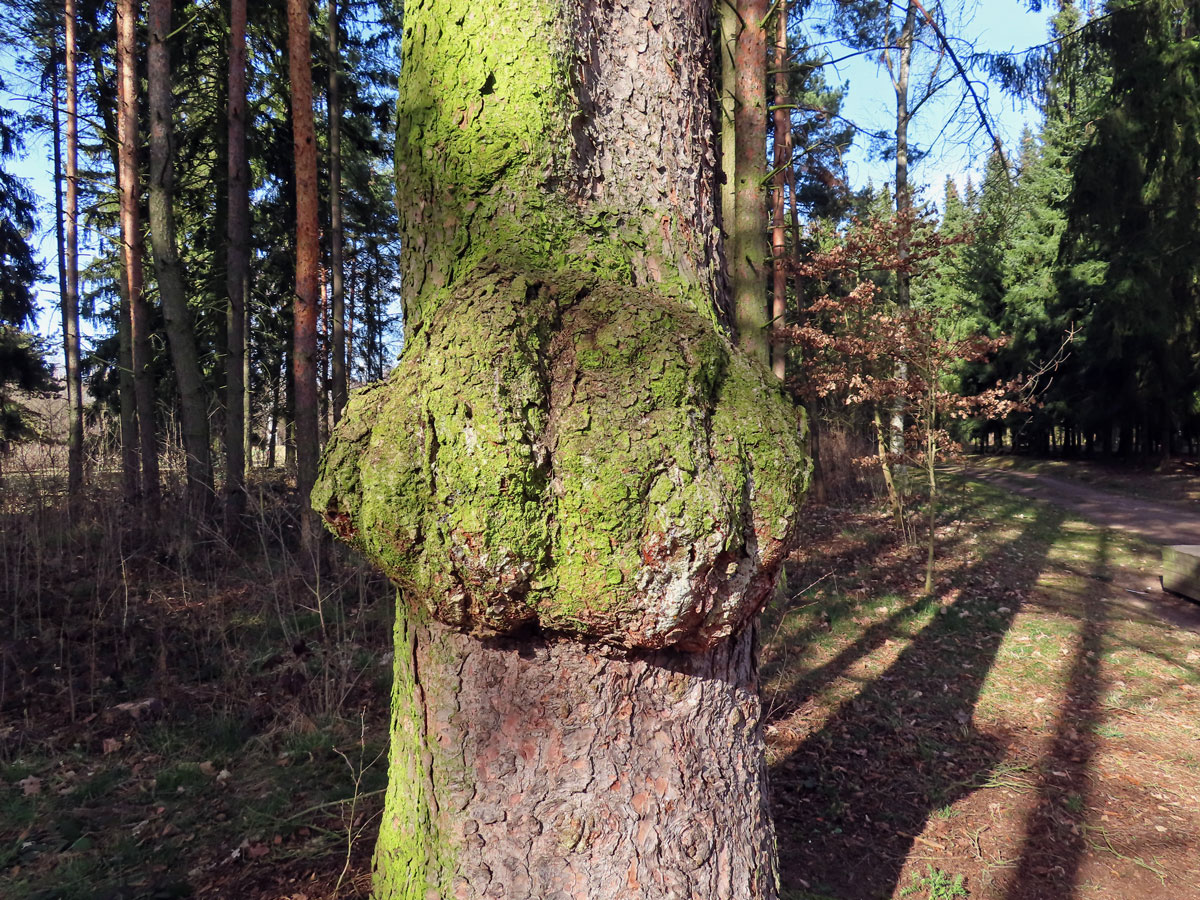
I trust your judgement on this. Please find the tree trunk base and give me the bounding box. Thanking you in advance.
[375,609,777,900]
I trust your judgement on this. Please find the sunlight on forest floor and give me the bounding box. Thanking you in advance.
[2,469,1199,899]
[764,476,1200,900]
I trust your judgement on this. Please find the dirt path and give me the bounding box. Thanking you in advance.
[961,464,1200,632]
[961,464,1200,547]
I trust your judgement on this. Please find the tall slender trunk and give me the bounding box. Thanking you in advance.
[117,0,160,506]
[225,0,249,534]
[61,0,84,497]
[243,277,252,465]
[770,0,789,381]
[287,0,321,552]
[115,266,139,497]
[787,148,825,503]
[93,54,140,498]
[147,0,213,519]
[719,0,738,258]
[889,4,918,483]
[893,2,917,308]
[327,0,347,423]
[733,0,770,364]
[345,246,356,384]
[267,358,281,469]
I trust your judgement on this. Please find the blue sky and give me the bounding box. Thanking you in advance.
[827,1,1055,204]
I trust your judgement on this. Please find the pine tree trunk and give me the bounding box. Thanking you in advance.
[733,0,770,364]
[286,0,321,553]
[375,611,775,899]
[770,0,789,381]
[889,4,918,477]
[328,0,347,423]
[117,0,160,506]
[62,0,84,497]
[314,1,809,896]
[893,2,916,309]
[147,0,213,519]
[92,54,140,498]
[225,0,249,533]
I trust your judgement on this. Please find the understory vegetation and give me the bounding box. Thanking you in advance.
[4,463,1199,899]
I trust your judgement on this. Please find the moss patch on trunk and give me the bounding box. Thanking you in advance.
[314,267,809,650]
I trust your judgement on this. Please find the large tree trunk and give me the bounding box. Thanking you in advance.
[313,0,809,896]
[117,0,159,506]
[286,0,320,553]
[375,614,773,899]
[225,0,249,534]
[147,0,213,519]
[62,0,84,497]
[327,0,347,424]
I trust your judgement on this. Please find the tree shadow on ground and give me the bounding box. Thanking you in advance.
[997,531,1107,900]
[769,501,1067,900]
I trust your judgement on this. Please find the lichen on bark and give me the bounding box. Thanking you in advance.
[314,265,808,650]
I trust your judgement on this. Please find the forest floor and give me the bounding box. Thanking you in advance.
[3,464,1200,899]
[967,453,1200,509]
[765,472,1200,900]
[0,471,393,900]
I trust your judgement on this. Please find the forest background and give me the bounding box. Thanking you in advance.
[2,0,1199,897]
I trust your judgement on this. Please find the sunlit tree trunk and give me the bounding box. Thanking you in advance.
[287,0,320,552]
[770,0,790,381]
[328,0,347,423]
[314,0,809,896]
[892,2,917,309]
[117,0,160,506]
[734,0,770,364]
[93,55,140,499]
[887,3,918,496]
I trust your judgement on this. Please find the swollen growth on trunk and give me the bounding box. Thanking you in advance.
[313,0,810,896]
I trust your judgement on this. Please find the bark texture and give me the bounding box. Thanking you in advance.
[148,0,213,516]
[315,0,808,895]
[375,612,774,900]
[316,270,803,651]
[393,0,724,332]
[287,0,321,549]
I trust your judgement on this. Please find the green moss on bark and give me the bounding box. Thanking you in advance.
[314,268,809,650]
[395,0,719,335]
[371,608,458,898]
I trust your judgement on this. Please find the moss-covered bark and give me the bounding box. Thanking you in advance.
[314,0,808,895]
[316,267,806,650]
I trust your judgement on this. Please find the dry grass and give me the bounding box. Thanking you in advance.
[0,460,392,899]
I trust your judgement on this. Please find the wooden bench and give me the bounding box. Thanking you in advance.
[1162,545,1200,601]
